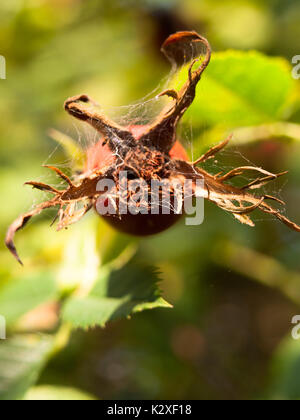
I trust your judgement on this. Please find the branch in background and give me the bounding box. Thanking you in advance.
[213,240,300,306]
[231,122,300,144]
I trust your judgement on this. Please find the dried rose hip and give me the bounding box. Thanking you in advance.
[6,31,300,265]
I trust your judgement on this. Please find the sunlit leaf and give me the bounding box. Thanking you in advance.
[0,272,58,326]
[24,385,97,401]
[186,51,297,127]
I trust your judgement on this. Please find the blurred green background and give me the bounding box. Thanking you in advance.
[0,0,300,400]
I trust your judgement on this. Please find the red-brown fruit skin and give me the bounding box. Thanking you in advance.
[87,126,189,236]
[104,213,183,236]
[85,125,189,172]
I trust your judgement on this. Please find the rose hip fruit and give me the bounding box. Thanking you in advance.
[5,31,300,264]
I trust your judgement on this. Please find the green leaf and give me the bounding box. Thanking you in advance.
[0,272,58,326]
[185,51,297,127]
[24,385,97,401]
[62,264,172,329]
[0,335,53,400]
[268,337,300,400]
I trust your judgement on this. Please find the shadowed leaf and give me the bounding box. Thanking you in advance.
[62,264,172,329]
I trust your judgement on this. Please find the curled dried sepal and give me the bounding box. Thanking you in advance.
[185,141,300,232]
[195,176,300,231]
[5,199,58,265]
[64,95,136,154]
[139,32,211,152]
[63,32,211,155]
[192,135,232,165]
[5,166,107,265]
